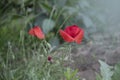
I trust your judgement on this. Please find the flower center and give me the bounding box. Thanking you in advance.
[65,26,80,38]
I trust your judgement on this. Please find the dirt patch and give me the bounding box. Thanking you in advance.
[69,44,120,80]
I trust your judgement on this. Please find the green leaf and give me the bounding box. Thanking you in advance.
[96,73,102,80]
[64,68,71,80]
[64,68,79,80]
[99,60,113,80]
[112,63,120,80]
[42,19,55,34]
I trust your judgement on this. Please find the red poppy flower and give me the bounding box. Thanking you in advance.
[59,25,84,44]
[29,26,45,39]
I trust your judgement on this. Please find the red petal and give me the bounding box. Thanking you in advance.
[34,26,45,39]
[28,28,35,36]
[64,25,80,38]
[59,30,74,42]
[74,29,84,44]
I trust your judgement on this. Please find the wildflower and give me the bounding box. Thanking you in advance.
[59,25,84,44]
[48,56,52,62]
[29,26,45,39]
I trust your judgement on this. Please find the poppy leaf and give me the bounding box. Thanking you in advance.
[42,19,55,34]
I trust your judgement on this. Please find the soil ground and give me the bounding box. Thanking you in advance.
[70,43,120,80]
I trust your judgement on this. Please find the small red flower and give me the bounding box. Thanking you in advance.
[59,25,84,44]
[48,56,52,62]
[29,26,45,39]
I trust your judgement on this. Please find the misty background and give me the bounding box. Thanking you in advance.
[88,0,120,48]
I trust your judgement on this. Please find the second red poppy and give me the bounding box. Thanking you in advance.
[29,26,45,39]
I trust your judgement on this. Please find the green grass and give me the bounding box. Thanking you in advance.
[0,29,80,80]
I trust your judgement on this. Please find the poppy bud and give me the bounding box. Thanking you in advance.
[48,56,52,62]
[29,26,45,39]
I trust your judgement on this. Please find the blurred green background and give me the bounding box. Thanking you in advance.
[0,0,103,49]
